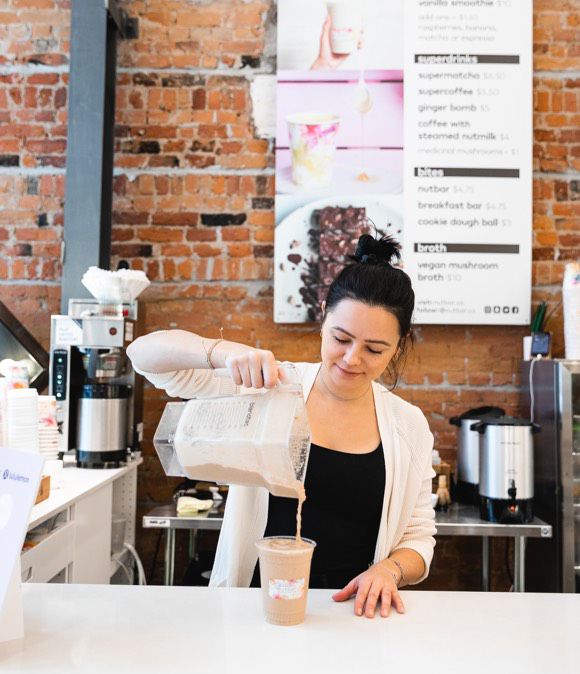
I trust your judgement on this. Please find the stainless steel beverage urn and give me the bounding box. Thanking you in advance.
[472,416,540,524]
[450,406,504,504]
[76,384,130,467]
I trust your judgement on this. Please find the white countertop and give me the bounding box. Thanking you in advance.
[1,585,579,673]
[28,459,141,530]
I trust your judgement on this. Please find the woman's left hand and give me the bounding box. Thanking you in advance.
[332,560,406,618]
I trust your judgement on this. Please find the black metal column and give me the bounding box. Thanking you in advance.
[61,0,135,312]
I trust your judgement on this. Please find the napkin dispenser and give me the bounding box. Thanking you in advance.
[0,562,23,646]
[0,449,44,647]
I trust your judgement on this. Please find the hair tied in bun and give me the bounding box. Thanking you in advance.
[353,233,401,266]
[361,253,377,264]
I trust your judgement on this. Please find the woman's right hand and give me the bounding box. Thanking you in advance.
[311,15,364,70]
[224,349,284,389]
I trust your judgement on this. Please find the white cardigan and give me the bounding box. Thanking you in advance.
[136,361,437,588]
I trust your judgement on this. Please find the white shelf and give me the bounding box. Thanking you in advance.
[23,458,141,585]
[29,457,142,530]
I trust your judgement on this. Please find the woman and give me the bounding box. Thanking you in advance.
[128,234,436,619]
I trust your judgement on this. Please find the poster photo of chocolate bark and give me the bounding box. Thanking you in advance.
[274,195,403,323]
[274,0,404,324]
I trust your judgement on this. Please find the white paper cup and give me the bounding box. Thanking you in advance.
[563,286,580,360]
[287,113,340,187]
[522,335,532,361]
[327,1,362,54]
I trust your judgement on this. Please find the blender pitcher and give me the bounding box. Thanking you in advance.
[153,364,311,497]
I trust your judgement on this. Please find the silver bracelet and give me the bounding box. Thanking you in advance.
[390,559,406,586]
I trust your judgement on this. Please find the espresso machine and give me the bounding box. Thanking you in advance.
[49,298,143,468]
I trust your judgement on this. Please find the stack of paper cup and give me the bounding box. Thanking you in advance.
[0,378,7,447]
[38,395,59,461]
[6,388,39,453]
[563,262,580,360]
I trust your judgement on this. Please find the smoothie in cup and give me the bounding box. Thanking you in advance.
[255,536,316,626]
[327,1,362,55]
[287,112,340,188]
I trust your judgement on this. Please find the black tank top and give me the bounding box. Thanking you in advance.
[251,441,386,590]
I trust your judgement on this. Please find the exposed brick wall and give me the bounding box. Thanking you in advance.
[0,1,578,587]
[115,72,272,170]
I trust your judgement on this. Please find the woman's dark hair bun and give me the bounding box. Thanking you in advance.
[352,233,401,266]
[326,232,413,390]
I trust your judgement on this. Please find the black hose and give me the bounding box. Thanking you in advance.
[505,538,514,588]
[150,529,163,583]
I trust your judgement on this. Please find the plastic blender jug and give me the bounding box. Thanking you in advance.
[153,364,311,497]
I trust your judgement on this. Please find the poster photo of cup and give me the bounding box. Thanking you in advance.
[276,70,403,198]
[277,0,404,72]
[274,0,405,324]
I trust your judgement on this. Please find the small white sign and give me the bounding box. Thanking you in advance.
[147,518,170,528]
[54,317,83,346]
[0,449,44,613]
[124,321,134,343]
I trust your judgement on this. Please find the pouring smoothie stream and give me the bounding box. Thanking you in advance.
[129,233,437,623]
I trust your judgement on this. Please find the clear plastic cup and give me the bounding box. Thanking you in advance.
[255,536,316,626]
[287,113,340,187]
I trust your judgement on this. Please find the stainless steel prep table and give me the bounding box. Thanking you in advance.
[143,501,225,586]
[143,501,552,590]
[436,503,552,592]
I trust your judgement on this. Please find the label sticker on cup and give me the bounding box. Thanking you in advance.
[269,578,305,600]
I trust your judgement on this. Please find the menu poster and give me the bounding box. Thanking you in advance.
[0,448,44,614]
[404,0,532,324]
[274,0,532,326]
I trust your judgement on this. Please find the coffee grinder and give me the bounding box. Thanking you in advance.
[49,298,143,468]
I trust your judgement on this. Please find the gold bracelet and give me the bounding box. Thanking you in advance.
[205,338,223,369]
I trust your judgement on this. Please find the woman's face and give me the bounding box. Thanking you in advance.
[320,298,401,397]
